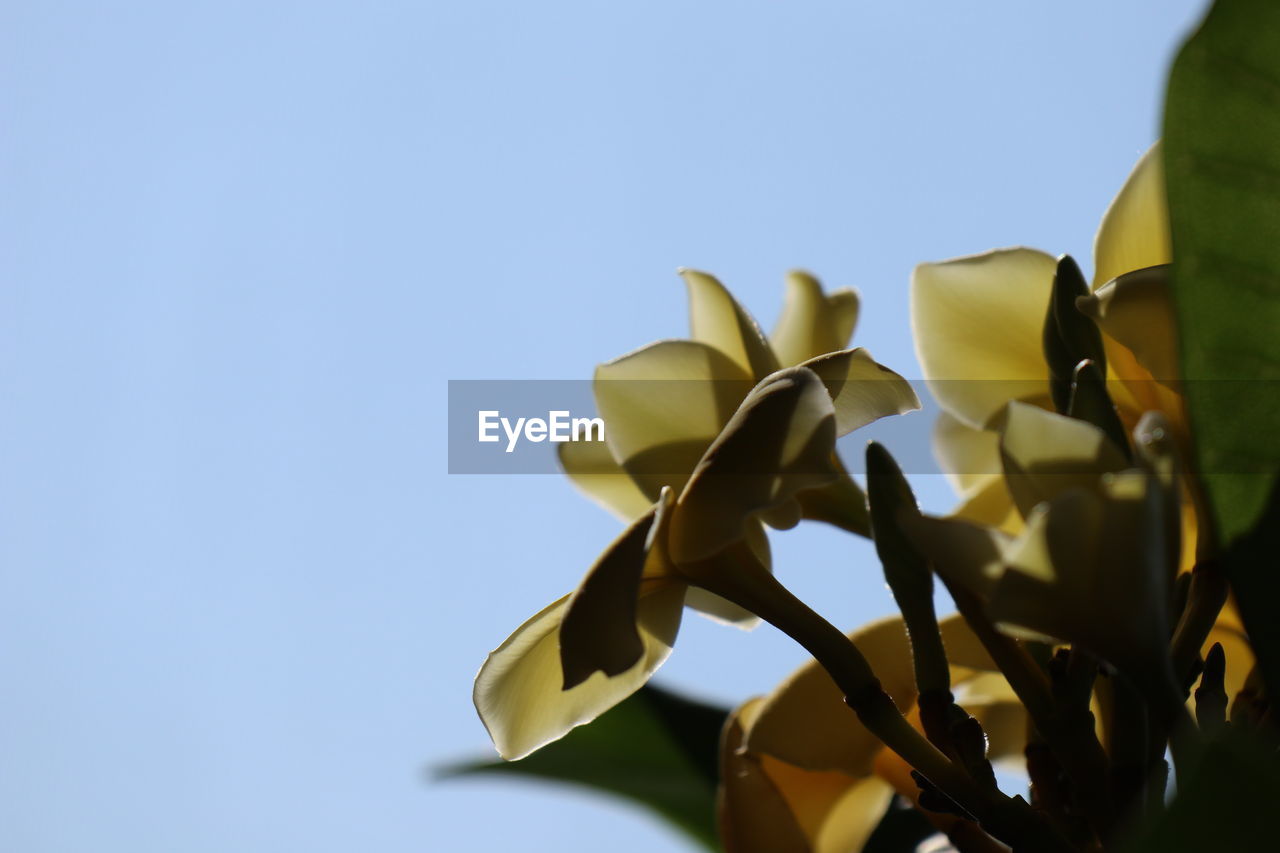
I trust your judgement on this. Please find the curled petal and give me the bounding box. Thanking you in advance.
[911,247,1056,429]
[1092,142,1170,290]
[473,582,685,760]
[681,268,781,380]
[560,496,674,688]
[671,367,840,564]
[800,347,922,436]
[1079,265,1181,387]
[769,270,861,366]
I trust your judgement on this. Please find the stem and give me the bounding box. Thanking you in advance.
[948,586,1116,839]
[695,570,1075,853]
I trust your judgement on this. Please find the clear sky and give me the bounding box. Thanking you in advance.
[2,2,1207,851]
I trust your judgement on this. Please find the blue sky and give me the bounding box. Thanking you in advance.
[2,2,1206,851]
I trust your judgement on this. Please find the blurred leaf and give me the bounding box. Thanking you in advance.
[1119,727,1280,852]
[441,683,728,850]
[862,796,938,853]
[1164,0,1280,544]
[1164,0,1280,691]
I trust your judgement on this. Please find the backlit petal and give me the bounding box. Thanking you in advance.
[595,339,753,501]
[800,348,922,436]
[1079,266,1180,384]
[746,615,918,777]
[911,248,1056,429]
[770,270,861,366]
[557,439,655,522]
[681,268,782,380]
[473,582,685,760]
[999,401,1128,520]
[1092,143,1170,290]
[934,410,1002,497]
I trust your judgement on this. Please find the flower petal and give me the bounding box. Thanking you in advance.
[933,410,1002,498]
[718,699,815,853]
[992,474,1173,671]
[999,401,1129,519]
[1092,142,1170,290]
[1079,265,1181,385]
[595,339,753,501]
[671,367,839,564]
[746,615,919,777]
[911,248,1056,429]
[800,348,922,436]
[559,498,674,688]
[769,270,861,366]
[950,473,1022,534]
[473,582,686,760]
[796,456,872,537]
[681,268,782,380]
[557,439,656,522]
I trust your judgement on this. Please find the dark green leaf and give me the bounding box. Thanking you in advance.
[1164,0,1280,693]
[1164,0,1280,546]
[1119,727,1280,852]
[440,683,729,851]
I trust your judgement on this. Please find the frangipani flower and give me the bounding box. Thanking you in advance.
[718,614,1027,853]
[908,142,1256,704]
[911,143,1185,535]
[477,359,918,760]
[560,269,910,544]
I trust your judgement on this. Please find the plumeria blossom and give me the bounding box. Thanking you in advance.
[908,142,1252,683]
[560,269,908,546]
[911,143,1185,535]
[718,614,1026,853]
[475,274,920,761]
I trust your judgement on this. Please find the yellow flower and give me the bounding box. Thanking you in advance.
[908,143,1254,691]
[718,614,1026,853]
[475,273,920,760]
[560,269,902,546]
[911,143,1183,535]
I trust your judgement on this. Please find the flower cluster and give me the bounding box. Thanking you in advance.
[468,144,1262,852]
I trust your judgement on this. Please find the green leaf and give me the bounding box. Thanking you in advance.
[1164,0,1280,547]
[441,683,729,851]
[1119,727,1280,853]
[1164,0,1280,693]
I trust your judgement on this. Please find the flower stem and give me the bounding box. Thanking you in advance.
[695,569,1076,853]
